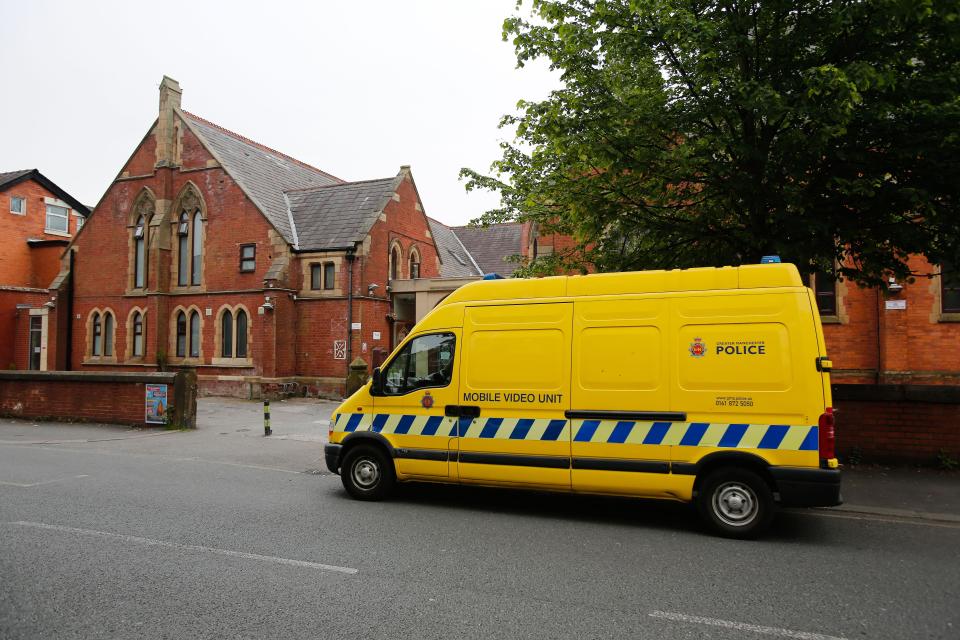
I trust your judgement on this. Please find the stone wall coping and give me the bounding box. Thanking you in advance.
[833,383,960,404]
[0,370,178,384]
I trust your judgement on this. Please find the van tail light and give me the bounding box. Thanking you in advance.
[818,407,836,460]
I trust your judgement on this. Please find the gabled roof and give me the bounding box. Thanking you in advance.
[0,169,90,215]
[451,222,523,277]
[286,176,402,251]
[180,111,343,245]
[0,170,32,187]
[428,218,483,278]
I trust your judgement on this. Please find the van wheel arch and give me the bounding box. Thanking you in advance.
[339,432,396,469]
[691,452,777,497]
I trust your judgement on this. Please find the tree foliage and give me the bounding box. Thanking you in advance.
[461,0,960,284]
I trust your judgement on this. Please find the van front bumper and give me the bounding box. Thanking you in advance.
[770,467,842,507]
[324,444,342,475]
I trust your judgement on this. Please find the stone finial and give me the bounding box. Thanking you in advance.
[159,76,182,111]
[156,76,182,168]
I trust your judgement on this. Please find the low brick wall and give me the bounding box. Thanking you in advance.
[833,384,960,464]
[198,375,344,400]
[0,370,197,428]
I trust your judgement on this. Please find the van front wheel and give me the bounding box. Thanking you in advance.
[341,445,395,501]
[697,468,775,539]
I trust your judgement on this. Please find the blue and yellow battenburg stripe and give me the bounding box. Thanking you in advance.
[333,413,818,451]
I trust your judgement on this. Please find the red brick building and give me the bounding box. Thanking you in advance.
[1,169,88,371]
[48,77,439,397]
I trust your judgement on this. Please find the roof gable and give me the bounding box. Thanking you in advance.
[287,176,401,251]
[0,169,90,215]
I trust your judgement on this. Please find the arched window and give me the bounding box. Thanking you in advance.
[134,216,146,288]
[409,248,421,280]
[189,310,200,357]
[176,311,187,357]
[191,212,203,286]
[177,212,190,286]
[236,309,248,358]
[92,313,102,356]
[218,307,250,360]
[132,311,144,357]
[390,244,402,280]
[103,312,114,357]
[221,310,233,358]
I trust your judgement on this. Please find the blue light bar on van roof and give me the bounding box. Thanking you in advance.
[760,255,781,264]
[482,273,505,280]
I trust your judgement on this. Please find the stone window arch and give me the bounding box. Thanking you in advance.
[129,189,155,292]
[85,308,117,362]
[171,184,205,289]
[214,304,253,365]
[170,305,204,362]
[408,246,421,280]
[126,307,147,360]
[389,241,403,281]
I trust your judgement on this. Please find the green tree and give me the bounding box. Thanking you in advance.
[462,0,960,285]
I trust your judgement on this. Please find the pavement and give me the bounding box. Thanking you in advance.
[1,397,958,639]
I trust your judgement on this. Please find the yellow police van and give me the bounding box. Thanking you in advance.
[325,262,840,538]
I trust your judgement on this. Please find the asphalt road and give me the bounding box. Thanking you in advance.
[1,399,958,640]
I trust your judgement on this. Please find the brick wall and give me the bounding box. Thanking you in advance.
[68,118,278,377]
[1,180,82,286]
[292,172,438,378]
[0,288,51,370]
[0,370,196,427]
[834,384,960,464]
[823,255,960,385]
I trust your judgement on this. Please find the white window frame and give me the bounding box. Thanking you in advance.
[43,197,71,236]
[10,195,26,215]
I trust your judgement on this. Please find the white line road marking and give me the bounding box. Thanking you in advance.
[7,521,358,575]
[649,611,847,640]
[0,474,89,487]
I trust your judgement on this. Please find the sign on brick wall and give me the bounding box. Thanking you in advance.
[333,340,346,360]
[145,384,168,424]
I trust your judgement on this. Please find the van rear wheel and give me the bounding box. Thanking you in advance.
[341,445,395,501]
[697,468,775,539]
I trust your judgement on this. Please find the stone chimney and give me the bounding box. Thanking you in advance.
[155,76,182,168]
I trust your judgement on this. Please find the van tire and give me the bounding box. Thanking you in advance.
[341,445,395,501]
[696,468,775,539]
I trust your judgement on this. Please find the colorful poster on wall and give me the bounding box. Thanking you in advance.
[145,384,168,424]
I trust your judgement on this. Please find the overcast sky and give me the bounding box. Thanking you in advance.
[0,0,558,226]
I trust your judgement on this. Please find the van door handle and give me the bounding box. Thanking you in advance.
[444,405,482,419]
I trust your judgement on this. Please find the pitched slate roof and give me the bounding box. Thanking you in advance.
[450,223,523,277]
[0,169,90,215]
[180,111,342,245]
[0,169,32,189]
[428,218,483,278]
[286,177,402,251]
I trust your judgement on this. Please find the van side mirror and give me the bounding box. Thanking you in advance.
[370,367,383,396]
